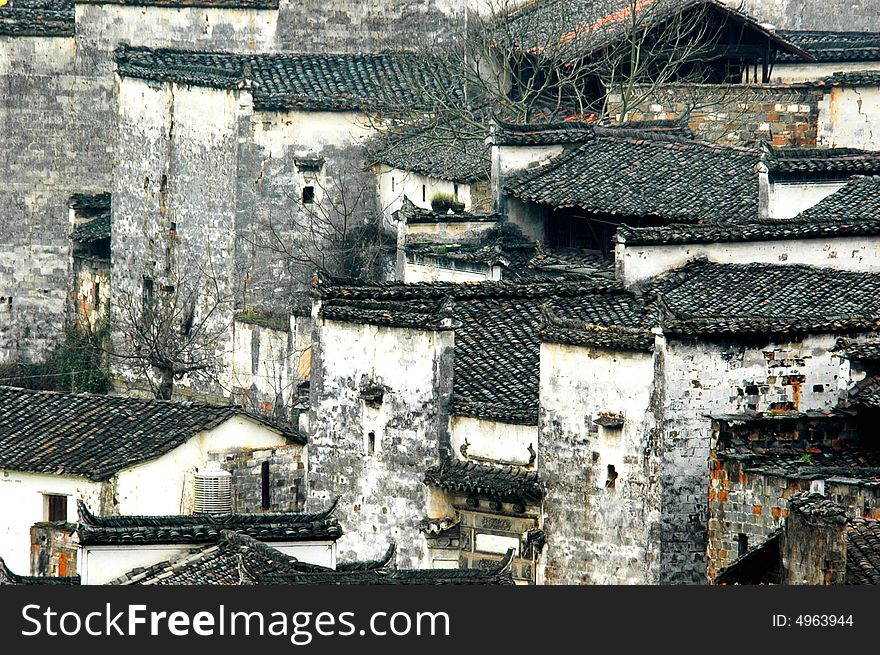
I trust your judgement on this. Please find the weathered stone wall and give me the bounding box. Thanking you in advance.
[307,316,453,567]
[111,77,242,396]
[610,84,823,146]
[818,85,880,151]
[708,460,880,580]
[661,333,850,583]
[0,0,471,362]
[30,522,78,578]
[781,501,848,585]
[539,340,662,584]
[208,444,307,513]
[721,0,880,31]
[0,36,110,361]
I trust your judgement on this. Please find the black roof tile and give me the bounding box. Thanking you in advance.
[0,386,303,481]
[845,340,880,361]
[846,518,880,584]
[77,499,342,546]
[424,459,542,503]
[777,31,880,64]
[0,0,73,37]
[797,175,880,219]
[503,131,760,222]
[369,120,490,183]
[70,213,111,243]
[116,45,451,113]
[768,146,880,175]
[113,530,343,585]
[244,548,515,585]
[616,215,880,246]
[317,279,652,424]
[820,70,880,87]
[647,259,880,336]
[0,556,80,585]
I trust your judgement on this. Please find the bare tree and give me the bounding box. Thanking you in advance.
[372,0,764,155]
[106,258,234,400]
[256,164,393,285]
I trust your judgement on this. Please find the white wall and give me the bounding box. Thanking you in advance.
[771,62,880,84]
[819,85,880,150]
[81,540,335,585]
[450,416,538,466]
[114,415,291,515]
[769,180,847,219]
[404,261,498,283]
[377,166,475,222]
[538,341,660,584]
[617,234,880,284]
[0,470,101,576]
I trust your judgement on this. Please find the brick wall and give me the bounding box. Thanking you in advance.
[209,444,306,513]
[609,84,823,146]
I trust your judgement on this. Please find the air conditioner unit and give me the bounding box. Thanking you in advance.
[193,470,232,514]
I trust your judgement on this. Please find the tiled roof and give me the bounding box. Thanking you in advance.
[0,0,73,37]
[820,70,880,87]
[616,215,880,246]
[243,549,515,585]
[116,45,449,112]
[845,340,880,361]
[0,556,80,585]
[846,518,880,584]
[69,192,111,212]
[369,121,490,183]
[767,147,880,175]
[491,118,693,147]
[777,31,880,64]
[797,176,880,219]
[113,531,339,585]
[847,376,880,409]
[503,131,760,222]
[647,259,880,336]
[718,433,880,482]
[788,491,849,519]
[317,279,652,424]
[424,459,543,503]
[501,0,811,61]
[492,119,597,146]
[77,499,342,546]
[0,386,303,481]
[70,213,111,243]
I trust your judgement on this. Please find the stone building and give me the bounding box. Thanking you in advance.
[0,0,475,364]
[715,492,880,585]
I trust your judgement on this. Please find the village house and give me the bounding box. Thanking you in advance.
[0,0,472,366]
[106,531,514,585]
[75,500,341,584]
[0,385,306,577]
[369,122,492,223]
[715,492,880,585]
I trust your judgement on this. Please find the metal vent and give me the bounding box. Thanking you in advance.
[193,470,232,514]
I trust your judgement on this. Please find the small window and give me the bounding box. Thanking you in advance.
[367,431,376,455]
[302,186,315,204]
[391,177,395,193]
[142,277,155,315]
[454,183,459,199]
[737,533,749,556]
[605,464,618,489]
[261,461,270,510]
[93,282,100,307]
[422,185,426,203]
[46,494,67,522]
